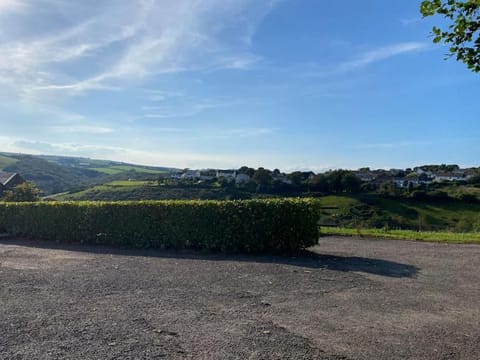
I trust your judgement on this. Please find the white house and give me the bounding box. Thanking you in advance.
[170,171,184,179]
[433,172,465,182]
[182,170,201,180]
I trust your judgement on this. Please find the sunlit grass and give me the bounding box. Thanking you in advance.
[320,227,480,244]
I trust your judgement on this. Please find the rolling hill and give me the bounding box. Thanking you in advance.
[0,152,175,195]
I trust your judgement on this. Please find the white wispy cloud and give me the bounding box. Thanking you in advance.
[297,42,429,79]
[401,17,422,26]
[1,136,263,169]
[0,0,25,13]
[50,125,114,134]
[144,126,274,138]
[353,140,439,150]
[339,42,428,72]
[0,0,276,100]
[142,97,244,119]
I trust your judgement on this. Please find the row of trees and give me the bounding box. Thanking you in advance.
[235,168,362,194]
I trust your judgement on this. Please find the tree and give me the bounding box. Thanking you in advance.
[341,173,362,193]
[421,0,480,72]
[378,182,399,197]
[2,183,40,202]
[238,166,255,177]
[287,171,304,187]
[310,174,329,192]
[252,168,272,192]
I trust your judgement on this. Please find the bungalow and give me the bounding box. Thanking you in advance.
[393,176,431,189]
[353,171,377,182]
[182,170,201,180]
[433,172,465,182]
[170,171,184,179]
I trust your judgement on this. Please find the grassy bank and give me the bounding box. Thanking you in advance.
[315,195,480,232]
[320,227,480,244]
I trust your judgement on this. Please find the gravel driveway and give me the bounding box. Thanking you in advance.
[0,236,479,359]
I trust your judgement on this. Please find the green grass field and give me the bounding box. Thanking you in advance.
[91,165,168,175]
[0,155,17,170]
[107,180,156,186]
[314,194,480,232]
[320,227,480,244]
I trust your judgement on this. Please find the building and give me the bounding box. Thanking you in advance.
[433,172,466,182]
[181,170,201,180]
[353,171,377,182]
[0,172,25,195]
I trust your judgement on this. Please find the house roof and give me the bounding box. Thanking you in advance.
[434,172,463,177]
[0,172,18,186]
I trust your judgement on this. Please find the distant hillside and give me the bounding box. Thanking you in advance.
[36,154,173,174]
[0,155,17,169]
[0,152,175,195]
[3,155,103,195]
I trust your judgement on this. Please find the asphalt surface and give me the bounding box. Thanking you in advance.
[0,236,479,359]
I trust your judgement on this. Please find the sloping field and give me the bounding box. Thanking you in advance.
[0,237,479,359]
[0,155,17,170]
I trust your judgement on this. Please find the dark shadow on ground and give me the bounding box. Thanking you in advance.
[0,237,419,278]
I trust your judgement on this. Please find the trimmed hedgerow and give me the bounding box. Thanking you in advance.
[0,199,319,253]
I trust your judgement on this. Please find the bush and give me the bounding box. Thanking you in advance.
[0,199,319,253]
[428,190,452,202]
[458,193,479,204]
[2,183,40,202]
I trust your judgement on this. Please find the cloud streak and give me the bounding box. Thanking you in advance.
[297,42,429,79]
[339,42,428,72]
[0,0,25,13]
[1,136,269,169]
[0,0,276,100]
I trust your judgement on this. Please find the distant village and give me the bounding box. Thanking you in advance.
[1,164,479,198]
[352,166,478,188]
[164,165,479,188]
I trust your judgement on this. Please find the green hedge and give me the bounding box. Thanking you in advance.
[0,199,319,253]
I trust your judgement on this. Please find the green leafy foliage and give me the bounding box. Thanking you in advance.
[315,194,480,231]
[2,183,40,202]
[310,170,362,193]
[420,0,480,72]
[0,199,319,253]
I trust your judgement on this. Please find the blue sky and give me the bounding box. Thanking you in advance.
[0,0,478,171]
